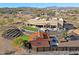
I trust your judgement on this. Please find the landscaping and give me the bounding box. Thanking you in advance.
[12,35,29,47]
[22,26,38,31]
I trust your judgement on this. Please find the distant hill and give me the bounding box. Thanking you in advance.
[46,6,79,10]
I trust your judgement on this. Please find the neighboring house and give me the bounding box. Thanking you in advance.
[67,29,79,35]
[27,17,64,30]
[58,18,64,29]
[73,29,79,35]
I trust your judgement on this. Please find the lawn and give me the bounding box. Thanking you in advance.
[12,35,29,47]
[22,26,38,31]
[16,35,29,41]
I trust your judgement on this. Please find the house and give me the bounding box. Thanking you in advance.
[67,29,79,35]
[27,17,64,30]
[73,29,79,35]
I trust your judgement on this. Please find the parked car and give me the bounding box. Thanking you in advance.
[50,36,58,47]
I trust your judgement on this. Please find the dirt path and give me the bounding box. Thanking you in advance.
[0,36,15,54]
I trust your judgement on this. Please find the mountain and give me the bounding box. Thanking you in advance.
[46,6,79,10]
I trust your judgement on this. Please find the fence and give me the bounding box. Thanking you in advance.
[34,47,79,52]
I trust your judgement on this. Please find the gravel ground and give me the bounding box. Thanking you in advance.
[0,36,15,54]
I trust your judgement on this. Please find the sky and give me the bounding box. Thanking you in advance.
[0,3,79,8]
